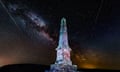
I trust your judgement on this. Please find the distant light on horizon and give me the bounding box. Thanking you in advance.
[73,49,105,69]
[81,64,97,69]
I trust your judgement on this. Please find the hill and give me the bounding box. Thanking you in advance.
[0,64,119,72]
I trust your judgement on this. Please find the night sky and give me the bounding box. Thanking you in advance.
[0,0,120,70]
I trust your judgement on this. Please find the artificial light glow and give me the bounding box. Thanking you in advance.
[82,64,97,69]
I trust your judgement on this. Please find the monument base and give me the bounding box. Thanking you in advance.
[45,64,79,72]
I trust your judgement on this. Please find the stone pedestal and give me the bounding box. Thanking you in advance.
[46,64,79,72]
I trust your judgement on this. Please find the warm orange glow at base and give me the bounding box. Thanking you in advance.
[81,64,97,69]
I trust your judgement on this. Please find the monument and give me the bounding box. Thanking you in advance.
[47,17,78,72]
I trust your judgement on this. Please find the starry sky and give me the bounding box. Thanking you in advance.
[0,0,120,70]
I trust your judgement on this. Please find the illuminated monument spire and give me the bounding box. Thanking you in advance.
[55,17,72,65]
[47,17,78,72]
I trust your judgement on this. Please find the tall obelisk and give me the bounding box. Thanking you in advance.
[47,17,78,72]
[55,17,72,65]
